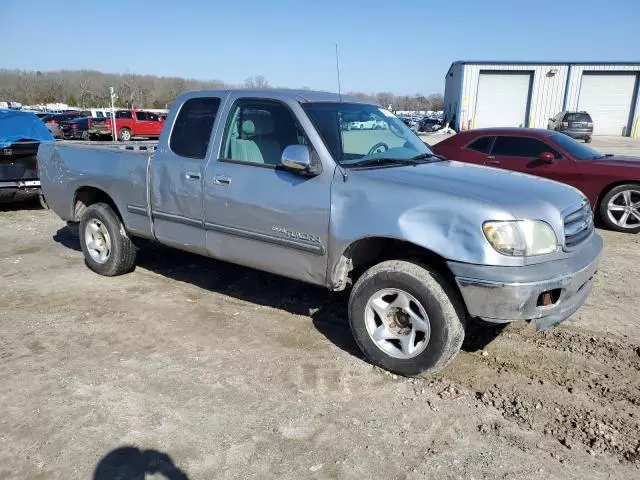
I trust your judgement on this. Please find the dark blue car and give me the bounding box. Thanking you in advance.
[0,110,54,204]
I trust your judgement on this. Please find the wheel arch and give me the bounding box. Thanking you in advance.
[595,180,640,213]
[73,186,123,223]
[328,236,457,292]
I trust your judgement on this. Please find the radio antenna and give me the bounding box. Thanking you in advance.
[335,44,342,102]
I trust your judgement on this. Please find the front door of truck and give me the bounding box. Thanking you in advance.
[149,96,222,254]
[203,97,332,285]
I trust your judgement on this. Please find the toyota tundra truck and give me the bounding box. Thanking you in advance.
[37,89,602,376]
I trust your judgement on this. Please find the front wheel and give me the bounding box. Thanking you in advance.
[348,260,465,376]
[599,184,640,233]
[79,203,137,275]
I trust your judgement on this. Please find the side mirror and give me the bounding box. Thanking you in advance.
[548,118,554,122]
[539,151,555,164]
[281,145,317,174]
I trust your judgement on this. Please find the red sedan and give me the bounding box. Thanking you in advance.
[433,128,640,233]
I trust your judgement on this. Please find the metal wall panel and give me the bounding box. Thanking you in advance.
[459,64,568,130]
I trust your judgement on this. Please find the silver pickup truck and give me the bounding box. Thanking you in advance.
[38,89,602,376]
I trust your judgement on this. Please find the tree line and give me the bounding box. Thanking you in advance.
[0,69,443,112]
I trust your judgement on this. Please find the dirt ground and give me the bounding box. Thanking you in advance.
[1,195,639,479]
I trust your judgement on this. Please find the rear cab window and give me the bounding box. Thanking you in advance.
[115,110,133,120]
[169,97,221,159]
[492,136,560,158]
[564,112,592,123]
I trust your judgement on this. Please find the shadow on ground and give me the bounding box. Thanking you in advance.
[54,226,504,362]
[94,446,189,480]
[0,197,43,212]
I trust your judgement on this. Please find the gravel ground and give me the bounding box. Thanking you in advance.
[1,196,639,479]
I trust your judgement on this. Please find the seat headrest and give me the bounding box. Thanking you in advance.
[241,114,274,136]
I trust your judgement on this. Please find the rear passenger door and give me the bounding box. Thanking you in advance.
[461,136,495,165]
[149,96,223,253]
[488,136,560,173]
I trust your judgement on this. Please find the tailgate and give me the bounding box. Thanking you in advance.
[0,141,39,182]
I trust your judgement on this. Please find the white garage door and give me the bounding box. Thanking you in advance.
[578,74,636,135]
[475,72,532,128]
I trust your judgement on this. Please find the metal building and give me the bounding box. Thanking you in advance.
[443,61,640,137]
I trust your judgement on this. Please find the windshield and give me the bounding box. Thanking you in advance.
[552,133,602,160]
[302,102,432,167]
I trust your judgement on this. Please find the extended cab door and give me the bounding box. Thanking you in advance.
[202,95,332,285]
[149,96,223,253]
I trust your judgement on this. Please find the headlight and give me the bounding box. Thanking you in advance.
[483,220,558,256]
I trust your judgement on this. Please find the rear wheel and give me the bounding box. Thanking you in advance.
[81,131,90,141]
[348,260,465,376]
[79,203,137,275]
[118,128,132,142]
[599,184,640,233]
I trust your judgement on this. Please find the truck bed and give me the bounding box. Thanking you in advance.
[37,141,153,238]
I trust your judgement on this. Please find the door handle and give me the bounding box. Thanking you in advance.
[213,175,231,186]
[185,172,201,180]
[487,156,500,165]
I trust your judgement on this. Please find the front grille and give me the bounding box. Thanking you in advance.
[564,202,594,250]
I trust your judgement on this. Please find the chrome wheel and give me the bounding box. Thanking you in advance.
[120,129,131,141]
[607,189,640,230]
[364,288,431,359]
[84,219,111,264]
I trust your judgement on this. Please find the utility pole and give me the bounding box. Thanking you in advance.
[109,87,118,142]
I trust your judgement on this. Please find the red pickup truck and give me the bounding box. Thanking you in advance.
[98,110,165,141]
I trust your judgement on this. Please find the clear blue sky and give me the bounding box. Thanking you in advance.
[2,0,638,95]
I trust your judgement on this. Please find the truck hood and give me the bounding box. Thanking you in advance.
[353,160,586,217]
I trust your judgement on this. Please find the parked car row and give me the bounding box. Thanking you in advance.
[36,109,165,141]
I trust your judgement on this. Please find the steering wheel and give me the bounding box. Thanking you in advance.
[368,142,390,156]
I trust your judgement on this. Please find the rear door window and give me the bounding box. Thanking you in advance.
[466,136,494,154]
[116,110,133,119]
[170,97,221,159]
[491,136,559,158]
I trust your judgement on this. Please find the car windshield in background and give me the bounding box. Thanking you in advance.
[302,102,433,167]
[552,133,601,160]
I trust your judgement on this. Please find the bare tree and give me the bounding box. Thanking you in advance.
[244,75,270,89]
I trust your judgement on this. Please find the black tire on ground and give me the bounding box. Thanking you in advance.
[585,137,592,143]
[79,203,137,276]
[348,260,466,376]
[118,128,132,142]
[598,184,640,233]
[38,194,48,210]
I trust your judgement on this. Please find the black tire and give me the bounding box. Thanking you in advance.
[348,260,465,376]
[598,184,640,233]
[585,137,592,143]
[79,203,137,276]
[38,193,49,210]
[118,128,132,142]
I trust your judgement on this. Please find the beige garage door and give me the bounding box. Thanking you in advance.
[578,73,637,135]
[475,72,532,128]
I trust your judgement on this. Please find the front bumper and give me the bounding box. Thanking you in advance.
[447,233,602,331]
[0,179,41,202]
